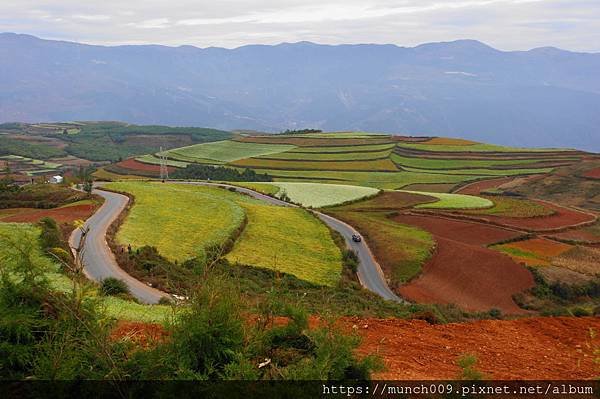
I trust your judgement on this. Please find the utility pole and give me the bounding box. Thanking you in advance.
[159,147,169,182]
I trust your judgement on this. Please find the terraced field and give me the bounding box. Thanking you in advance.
[401,190,493,209]
[230,157,398,171]
[258,148,393,161]
[162,140,296,163]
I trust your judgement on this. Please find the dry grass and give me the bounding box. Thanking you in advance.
[551,246,600,276]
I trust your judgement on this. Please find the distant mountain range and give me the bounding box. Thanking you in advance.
[1,33,599,151]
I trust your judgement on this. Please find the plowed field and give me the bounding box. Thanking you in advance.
[1,203,98,224]
[583,167,600,179]
[393,214,532,313]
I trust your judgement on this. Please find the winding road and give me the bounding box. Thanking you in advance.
[71,182,403,304]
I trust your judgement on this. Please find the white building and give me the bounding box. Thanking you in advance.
[49,175,64,184]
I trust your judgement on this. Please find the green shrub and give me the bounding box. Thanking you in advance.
[572,307,591,317]
[456,353,484,380]
[100,278,129,296]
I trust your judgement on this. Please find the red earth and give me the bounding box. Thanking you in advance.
[349,316,600,380]
[456,177,516,195]
[461,200,596,232]
[583,167,600,179]
[393,214,533,314]
[111,316,600,380]
[115,158,175,173]
[550,229,600,244]
[2,203,98,224]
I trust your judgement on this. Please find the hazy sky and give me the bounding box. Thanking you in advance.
[1,0,599,51]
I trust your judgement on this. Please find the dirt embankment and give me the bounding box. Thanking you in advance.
[393,214,533,314]
[111,316,600,380]
[351,316,600,380]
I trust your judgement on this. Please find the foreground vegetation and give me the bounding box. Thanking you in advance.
[0,222,380,381]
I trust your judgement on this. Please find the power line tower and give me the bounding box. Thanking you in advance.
[159,147,169,182]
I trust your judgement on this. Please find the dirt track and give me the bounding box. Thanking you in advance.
[393,214,533,313]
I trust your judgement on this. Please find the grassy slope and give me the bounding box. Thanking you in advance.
[400,190,494,209]
[105,182,247,261]
[135,154,190,168]
[225,203,342,286]
[397,142,570,153]
[0,223,170,323]
[163,140,296,163]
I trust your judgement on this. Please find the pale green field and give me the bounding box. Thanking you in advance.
[399,190,494,209]
[105,182,248,261]
[161,140,296,163]
[289,143,396,153]
[259,169,487,189]
[400,165,554,176]
[397,142,569,153]
[225,203,342,286]
[391,153,574,170]
[257,148,393,161]
[266,182,380,207]
[289,132,390,138]
[136,154,190,168]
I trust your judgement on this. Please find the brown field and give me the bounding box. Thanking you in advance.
[456,176,518,195]
[332,191,436,211]
[235,136,394,147]
[421,137,478,146]
[552,246,600,276]
[115,158,175,173]
[402,183,457,193]
[538,265,595,285]
[550,223,600,243]
[583,167,600,179]
[229,157,398,171]
[351,316,600,380]
[393,214,531,313]
[0,203,98,224]
[497,238,572,266]
[477,201,596,232]
[48,155,94,167]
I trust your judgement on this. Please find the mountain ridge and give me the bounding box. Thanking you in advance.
[1,33,599,151]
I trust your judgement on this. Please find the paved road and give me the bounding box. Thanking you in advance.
[69,189,168,304]
[73,181,403,304]
[176,181,403,302]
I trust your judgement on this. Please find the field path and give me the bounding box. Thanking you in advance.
[69,189,169,304]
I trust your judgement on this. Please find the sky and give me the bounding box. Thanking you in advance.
[1,0,599,51]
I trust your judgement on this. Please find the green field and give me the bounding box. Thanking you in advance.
[284,132,389,138]
[391,153,572,170]
[0,223,171,322]
[135,154,190,168]
[257,148,393,161]
[106,181,343,286]
[162,140,296,163]
[260,169,487,189]
[400,190,494,209]
[400,165,554,176]
[105,182,247,261]
[230,157,399,171]
[397,142,569,153]
[289,143,396,153]
[225,203,342,286]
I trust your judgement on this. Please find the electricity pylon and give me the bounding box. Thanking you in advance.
[159,147,169,182]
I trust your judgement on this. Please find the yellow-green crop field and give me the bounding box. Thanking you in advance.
[225,203,342,286]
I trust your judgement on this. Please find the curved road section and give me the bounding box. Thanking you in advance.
[73,182,403,304]
[69,189,168,304]
[177,181,403,302]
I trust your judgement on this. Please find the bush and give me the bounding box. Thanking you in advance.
[39,217,65,251]
[572,307,591,317]
[342,249,359,273]
[488,308,502,319]
[456,353,484,380]
[100,278,129,296]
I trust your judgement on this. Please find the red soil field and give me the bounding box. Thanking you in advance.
[393,214,532,313]
[473,201,596,232]
[2,204,98,224]
[112,316,600,380]
[115,158,175,173]
[456,176,516,195]
[583,167,600,179]
[551,229,600,243]
[350,316,600,380]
